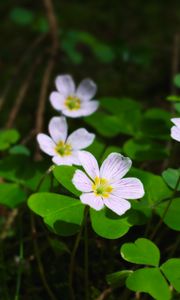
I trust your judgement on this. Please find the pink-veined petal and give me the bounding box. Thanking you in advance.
[78,151,99,180]
[100,153,132,182]
[55,74,75,96]
[171,118,180,127]
[67,128,95,150]
[37,134,56,156]
[76,78,97,101]
[72,170,93,192]
[49,92,65,111]
[171,125,180,142]
[80,193,104,210]
[48,116,68,143]
[104,196,131,216]
[112,178,145,199]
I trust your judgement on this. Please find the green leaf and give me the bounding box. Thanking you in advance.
[129,168,172,207]
[161,258,180,292]
[9,145,31,156]
[0,183,26,208]
[126,268,171,300]
[162,168,180,191]
[0,129,20,151]
[28,193,84,236]
[174,103,180,112]
[120,238,160,267]
[84,112,123,137]
[106,270,133,288]
[86,139,105,160]
[53,165,80,197]
[174,74,180,88]
[123,138,168,161]
[100,97,142,136]
[90,208,134,239]
[166,95,180,102]
[0,155,51,191]
[140,108,171,140]
[156,198,180,230]
[9,7,34,25]
[49,238,70,255]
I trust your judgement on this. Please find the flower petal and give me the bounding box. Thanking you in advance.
[171,125,180,142]
[171,118,180,127]
[112,178,145,199]
[52,155,73,166]
[67,128,95,150]
[104,196,131,216]
[62,108,85,118]
[76,78,97,101]
[48,116,68,143]
[78,151,99,180]
[100,153,132,182]
[37,134,56,156]
[55,75,75,96]
[49,92,65,111]
[80,193,104,210]
[81,101,99,116]
[72,170,93,192]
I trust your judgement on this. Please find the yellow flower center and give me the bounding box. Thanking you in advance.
[65,95,81,110]
[92,177,113,198]
[55,141,72,156]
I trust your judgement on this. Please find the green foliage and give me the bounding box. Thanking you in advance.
[160,259,180,292]
[0,183,26,208]
[28,193,85,236]
[0,129,20,151]
[156,198,180,230]
[120,238,160,267]
[106,270,133,287]
[53,165,80,196]
[162,168,180,191]
[9,7,34,25]
[173,73,180,88]
[9,145,31,156]
[123,138,168,161]
[0,155,51,191]
[126,268,170,300]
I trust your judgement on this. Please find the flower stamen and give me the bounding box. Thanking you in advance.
[92,177,113,198]
[55,141,72,156]
[65,95,81,110]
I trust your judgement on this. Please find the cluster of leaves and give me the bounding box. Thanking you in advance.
[0,86,180,299]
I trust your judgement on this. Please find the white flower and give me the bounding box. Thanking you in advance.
[72,151,145,216]
[171,118,180,142]
[49,74,99,118]
[37,117,95,166]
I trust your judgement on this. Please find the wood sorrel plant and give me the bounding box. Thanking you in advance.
[0,74,180,300]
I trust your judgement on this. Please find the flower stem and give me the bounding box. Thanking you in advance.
[69,206,89,300]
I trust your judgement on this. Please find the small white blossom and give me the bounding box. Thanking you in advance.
[171,118,180,142]
[37,117,95,166]
[49,74,99,118]
[72,151,145,216]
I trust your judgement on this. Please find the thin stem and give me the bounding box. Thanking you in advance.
[84,208,89,300]
[69,206,89,300]
[31,214,58,300]
[150,175,180,240]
